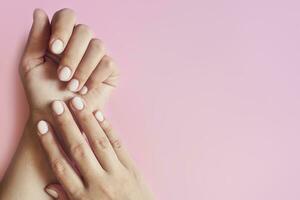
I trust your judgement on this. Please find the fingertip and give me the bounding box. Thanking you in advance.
[45,184,68,199]
[45,187,59,198]
[67,79,80,92]
[50,39,65,54]
[33,8,48,21]
[94,110,104,122]
[57,66,72,81]
[37,120,49,135]
[52,100,65,115]
[79,86,88,95]
[71,96,85,111]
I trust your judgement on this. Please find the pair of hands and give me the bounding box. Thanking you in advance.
[20,8,153,200]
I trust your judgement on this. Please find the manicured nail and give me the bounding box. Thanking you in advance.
[72,96,84,110]
[45,188,59,198]
[58,66,72,81]
[95,111,104,122]
[79,86,88,95]
[52,100,64,115]
[37,120,48,134]
[51,39,64,54]
[68,79,79,92]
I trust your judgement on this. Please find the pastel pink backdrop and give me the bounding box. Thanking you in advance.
[1,0,300,199]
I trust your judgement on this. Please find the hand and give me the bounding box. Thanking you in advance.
[36,97,154,200]
[20,9,119,121]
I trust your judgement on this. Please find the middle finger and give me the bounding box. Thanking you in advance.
[50,100,104,179]
[57,24,93,82]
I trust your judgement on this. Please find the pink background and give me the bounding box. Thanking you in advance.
[1,0,300,199]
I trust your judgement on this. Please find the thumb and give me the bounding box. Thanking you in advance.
[20,8,50,75]
[45,184,69,200]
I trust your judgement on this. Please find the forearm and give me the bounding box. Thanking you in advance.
[0,120,55,200]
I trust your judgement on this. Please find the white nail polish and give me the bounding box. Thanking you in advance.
[95,111,104,122]
[58,67,72,81]
[68,79,79,92]
[37,120,48,134]
[79,86,88,95]
[72,96,84,110]
[45,188,59,198]
[52,100,64,115]
[51,39,64,54]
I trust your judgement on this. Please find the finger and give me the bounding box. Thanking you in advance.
[67,39,106,92]
[21,9,50,74]
[36,120,84,196]
[82,55,119,107]
[45,184,69,200]
[57,24,93,82]
[69,96,121,172]
[86,55,119,90]
[82,82,114,112]
[94,111,136,170]
[49,8,76,54]
[51,100,104,177]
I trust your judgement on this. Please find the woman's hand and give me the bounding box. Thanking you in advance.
[36,97,154,200]
[20,8,119,121]
[0,9,120,200]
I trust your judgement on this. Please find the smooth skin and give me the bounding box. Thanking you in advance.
[37,97,154,200]
[21,8,119,117]
[0,8,119,199]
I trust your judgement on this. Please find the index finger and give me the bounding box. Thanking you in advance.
[49,8,76,54]
[36,120,84,195]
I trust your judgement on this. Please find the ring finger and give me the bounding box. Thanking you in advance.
[67,39,106,92]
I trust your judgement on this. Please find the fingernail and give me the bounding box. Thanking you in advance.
[72,96,84,110]
[58,66,72,81]
[37,120,48,134]
[45,188,59,198]
[68,79,79,92]
[52,100,64,115]
[95,111,104,122]
[51,39,64,54]
[79,86,88,95]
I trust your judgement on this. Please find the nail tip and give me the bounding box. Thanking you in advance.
[52,100,64,115]
[79,86,88,95]
[95,111,104,122]
[72,96,84,110]
[68,79,79,92]
[37,120,48,134]
[58,67,72,81]
[45,188,59,198]
[51,39,64,54]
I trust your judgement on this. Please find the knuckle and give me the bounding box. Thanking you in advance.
[19,59,30,73]
[102,56,115,70]
[80,114,91,124]
[91,136,109,150]
[102,120,113,133]
[70,188,86,200]
[111,138,122,149]
[74,68,89,81]
[89,38,106,53]
[70,142,86,159]
[52,159,66,175]
[76,24,93,35]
